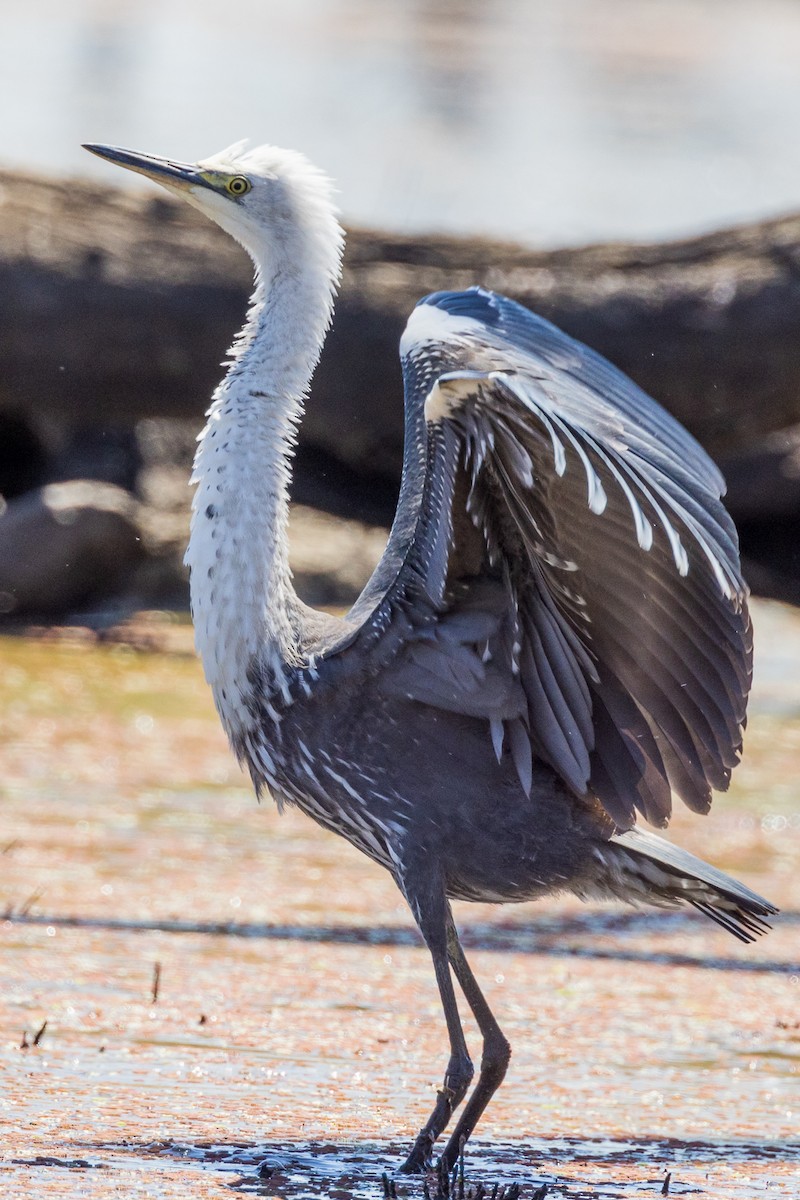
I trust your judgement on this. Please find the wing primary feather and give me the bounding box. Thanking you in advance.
[490,717,505,763]
[507,715,533,796]
[496,374,568,475]
[572,426,658,553]
[517,640,585,794]
[530,602,595,748]
[555,485,748,661]
[584,565,747,730]
[588,433,701,580]
[524,614,592,791]
[547,411,608,514]
[531,581,596,707]
[590,671,673,827]
[640,468,740,599]
[586,590,744,772]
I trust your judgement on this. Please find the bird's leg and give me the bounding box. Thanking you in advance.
[399,886,474,1174]
[437,907,511,1173]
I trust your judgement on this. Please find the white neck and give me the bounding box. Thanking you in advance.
[185,202,343,738]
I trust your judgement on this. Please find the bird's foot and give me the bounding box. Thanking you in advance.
[399,1080,464,1175]
[398,1136,435,1175]
[411,1146,526,1200]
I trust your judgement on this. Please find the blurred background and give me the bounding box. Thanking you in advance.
[3,0,800,619]
[5,0,800,244]
[2,5,800,1194]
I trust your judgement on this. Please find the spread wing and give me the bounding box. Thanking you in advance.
[303,288,751,830]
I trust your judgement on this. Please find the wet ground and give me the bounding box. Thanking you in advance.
[1,601,799,1198]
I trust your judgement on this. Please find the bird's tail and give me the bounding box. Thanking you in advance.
[594,827,778,943]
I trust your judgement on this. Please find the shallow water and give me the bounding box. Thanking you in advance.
[1,601,799,1198]
[16,1134,800,1198]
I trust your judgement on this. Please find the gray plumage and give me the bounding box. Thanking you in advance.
[242,287,775,1168]
[82,142,777,1176]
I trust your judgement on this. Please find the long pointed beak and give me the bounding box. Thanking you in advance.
[82,143,214,192]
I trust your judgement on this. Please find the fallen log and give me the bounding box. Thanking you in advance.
[2,167,800,486]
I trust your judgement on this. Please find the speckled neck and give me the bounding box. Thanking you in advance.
[185,213,342,741]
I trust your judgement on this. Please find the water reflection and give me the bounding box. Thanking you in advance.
[3,1,800,241]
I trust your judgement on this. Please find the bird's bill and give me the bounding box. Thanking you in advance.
[82,144,213,193]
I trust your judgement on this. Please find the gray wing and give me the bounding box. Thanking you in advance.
[306,288,751,831]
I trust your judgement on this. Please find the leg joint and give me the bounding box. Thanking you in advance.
[444,1051,474,1102]
[480,1032,511,1086]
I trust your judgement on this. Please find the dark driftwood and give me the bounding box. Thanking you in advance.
[3,167,800,483]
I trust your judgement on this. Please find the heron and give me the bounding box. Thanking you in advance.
[83,140,776,1173]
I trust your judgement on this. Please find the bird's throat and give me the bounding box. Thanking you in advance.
[185,257,337,740]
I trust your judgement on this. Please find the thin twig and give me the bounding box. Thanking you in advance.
[18,889,44,917]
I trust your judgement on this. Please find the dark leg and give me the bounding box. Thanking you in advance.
[399,886,475,1174]
[438,907,511,1172]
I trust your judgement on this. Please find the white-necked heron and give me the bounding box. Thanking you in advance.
[83,140,776,1173]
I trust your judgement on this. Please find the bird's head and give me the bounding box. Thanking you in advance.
[83,139,343,272]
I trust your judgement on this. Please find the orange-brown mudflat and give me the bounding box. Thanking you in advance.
[1,601,798,1199]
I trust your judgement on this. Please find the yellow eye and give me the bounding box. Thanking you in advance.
[226,175,251,197]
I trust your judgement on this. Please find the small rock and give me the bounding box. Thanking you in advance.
[0,480,143,617]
